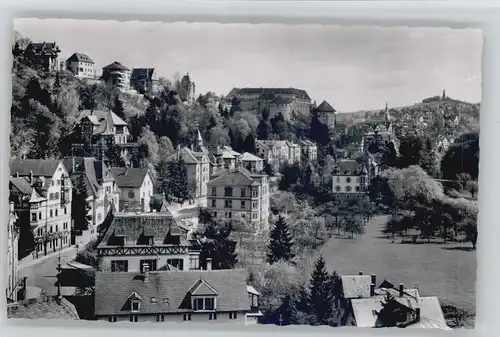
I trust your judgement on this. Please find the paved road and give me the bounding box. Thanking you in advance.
[18,247,78,296]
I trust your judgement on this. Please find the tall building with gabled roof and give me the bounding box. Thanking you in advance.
[206,167,270,231]
[101,61,131,90]
[315,100,337,129]
[65,52,95,79]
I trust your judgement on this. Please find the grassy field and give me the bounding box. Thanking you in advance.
[321,215,477,314]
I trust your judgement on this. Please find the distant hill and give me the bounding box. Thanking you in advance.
[336,94,480,135]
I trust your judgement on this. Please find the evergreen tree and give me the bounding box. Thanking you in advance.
[267,215,295,264]
[308,256,335,325]
[243,133,257,154]
[270,112,287,138]
[72,174,92,232]
[257,107,272,140]
[199,219,238,269]
[176,158,190,203]
[104,143,125,167]
[112,96,125,119]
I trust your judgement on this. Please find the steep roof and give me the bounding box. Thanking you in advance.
[76,109,128,127]
[240,152,263,162]
[110,167,149,188]
[94,269,251,316]
[316,100,336,113]
[97,212,187,248]
[341,275,372,299]
[7,296,79,320]
[334,159,364,175]
[208,167,262,187]
[10,176,33,195]
[103,61,130,71]
[131,68,155,80]
[28,42,60,55]
[10,159,61,177]
[66,52,94,64]
[166,147,199,165]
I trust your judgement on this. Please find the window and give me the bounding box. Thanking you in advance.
[55,209,58,217]
[224,187,233,197]
[108,316,117,322]
[189,256,200,270]
[31,213,37,222]
[252,189,258,197]
[346,177,352,183]
[55,224,59,232]
[240,188,246,197]
[50,209,53,217]
[355,186,360,192]
[209,313,217,320]
[64,207,67,214]
[49,193,54,200]
[211,200,216,208]
[140,259,157,272]
[49,226,53,233]
[111,260,128,272]
[39,211,42,219]
[193,297,216,311]
[229,312,238,319]
[241,201,246,209]
[211,187,216,196]
[345,186,352,192]
[156,314,164,322]
[335,185,341,192]
[252,201,258,209]
[129,315,138,322]
[251,294,259,307]
[166,258,184,270]
[252,213,257,219]
[224,200,232,209]
[55,192,60,200]
[183,314,192,321]
[225,211,232,218]
[131,301,140,311]
[128,190,135,199]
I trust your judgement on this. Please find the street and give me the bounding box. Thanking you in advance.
[18,247,78,296]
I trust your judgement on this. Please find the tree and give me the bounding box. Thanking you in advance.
[441,133,479,181]
[72,174,92,232]
[199,219,238,269]
[343,215,364,239]
[257,107,272,140]
[243,133,257,154]
[104,143,125,167]
[158,136,175,162]
[308,256,336,325]
[267,215,295,264]
[112,96,125,119]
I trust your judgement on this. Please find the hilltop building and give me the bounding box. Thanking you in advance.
[101,61,131,90]
[65,52,95,79]
[130,68,158,93]
[25,42,61,72]
[315,100,337,129]
[9,159,72,259]
[226,87,312,118]
[179,73,196,103]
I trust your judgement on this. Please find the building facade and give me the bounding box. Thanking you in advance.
[94,267,262,325]
[101,61,131,90]
[331,159,368,198]
[73,109,137,163]
[109,167,154,213]
[96,212,201,272]
[130,68,158,93]
[239,152,264,173]
[10,159,73,258]
[25,42,61,72]
[315,100,337,129]
[65,52,95,79]
[256,140,301,171]
[206,167,270,232]
[63,157,120,242]
[6,202,19,303]
[297,139,318,162]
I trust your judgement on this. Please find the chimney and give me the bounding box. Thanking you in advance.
[399,283,404,297]
[371,274,376,286]
[358,271,363,276]
[206,258,212,271]
[143,263,150,282]
[415,307,421,321]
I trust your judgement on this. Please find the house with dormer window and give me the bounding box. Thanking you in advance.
[96,212,202,272]
[331,159,368,199]
[94,266,263,324]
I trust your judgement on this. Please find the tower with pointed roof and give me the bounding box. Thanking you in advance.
[316,100,337,129]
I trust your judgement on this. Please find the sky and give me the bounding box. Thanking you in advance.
[14,19,482,112]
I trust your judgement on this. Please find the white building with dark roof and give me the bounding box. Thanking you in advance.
[239,152,264,173]
[331,159,368,198]
[94,267,262,324]
[10,159,73,259]
[96,212,202,272]
[65,52,95,79]
[206,167,270,231]
[109,167,154,213]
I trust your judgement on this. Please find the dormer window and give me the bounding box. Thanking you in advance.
[131,300,140,312]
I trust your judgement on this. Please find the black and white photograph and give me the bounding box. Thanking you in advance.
[6,18,480,330]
